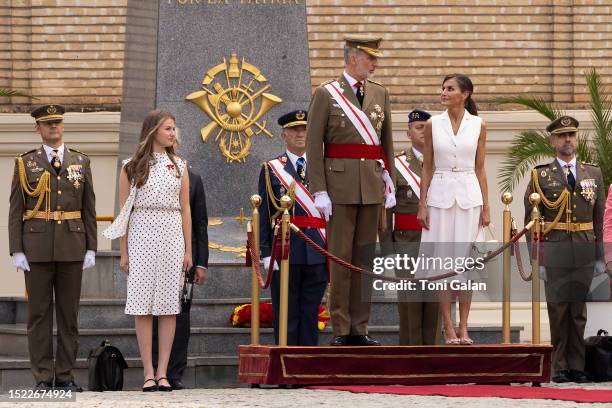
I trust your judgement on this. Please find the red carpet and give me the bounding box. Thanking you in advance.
[308,385,612,403]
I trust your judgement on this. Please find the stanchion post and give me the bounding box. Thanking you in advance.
[529,193,542,344]
[279,195,293,347]
[501,192,513,344]
[249,194,262,345]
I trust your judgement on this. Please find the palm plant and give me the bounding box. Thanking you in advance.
[497,68,612,193]
[0,89,31,98]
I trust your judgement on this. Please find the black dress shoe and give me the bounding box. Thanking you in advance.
[34,381,53,390]
[569,369,590,383]
[156,377,173,392]
[169,379,184,390]
[351,335,381,346]
[54,380,83,392]
[552,370,571,383]
[330,335,350,346]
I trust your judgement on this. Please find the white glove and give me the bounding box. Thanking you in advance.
[262,256,279,271]
[539,266,547,281]
[384,193,396,209]
[594,260,606,276]
[314,191,332,222]
[12,252,30,272]
[83,250,96,270]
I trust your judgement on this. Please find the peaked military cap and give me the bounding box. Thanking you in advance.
[31,104,65,123]
[408,109,431,123]
[344,36,383,58]
[547,115,579,135]
[278,110,307,128]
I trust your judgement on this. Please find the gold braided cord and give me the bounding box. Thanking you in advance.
[17,157,51,220]
[263,162,296,218]
[530,168,570,234]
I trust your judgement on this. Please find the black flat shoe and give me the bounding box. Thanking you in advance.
[330,335,350,346]
[569,369,590,383]
[34,381,53,390]
[54,380,83,392]
[142,378,158,392]
[156,377,173,392]
[169,379,184,390]
[552,370,571,383]
[351,335,381,346]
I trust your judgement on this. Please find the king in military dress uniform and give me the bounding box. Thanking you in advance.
[8,105,97,391]
[380,109,440,345]
[306,37,396,346]
[524,115,604,383]
[258,110,328,346]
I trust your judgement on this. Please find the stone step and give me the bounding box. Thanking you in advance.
[0,355,238,392]
[0,324,521,359]
[0,297,403,328]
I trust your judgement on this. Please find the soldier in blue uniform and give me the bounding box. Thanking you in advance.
[257,110,328,346]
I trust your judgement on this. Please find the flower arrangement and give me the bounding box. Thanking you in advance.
[230,303,330,331]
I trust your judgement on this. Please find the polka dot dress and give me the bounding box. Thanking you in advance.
[124,152,185,316]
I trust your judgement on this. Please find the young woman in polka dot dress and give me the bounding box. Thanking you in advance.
[103,109,192,392]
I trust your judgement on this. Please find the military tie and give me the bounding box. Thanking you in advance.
[354,81,364,107]
[51,149,61,174]
[296,157,307,184]
[565,163,576,190]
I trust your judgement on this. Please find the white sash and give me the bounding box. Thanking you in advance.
[324,80,395,196]
[324,80,380,146]
[394,155,421,199]
[267,159,326,242]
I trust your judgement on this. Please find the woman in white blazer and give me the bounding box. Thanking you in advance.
[416,74,490,345]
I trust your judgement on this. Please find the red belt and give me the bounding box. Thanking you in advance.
[286,215,326,229]
[325,143,383,160]
[394,213,421,231]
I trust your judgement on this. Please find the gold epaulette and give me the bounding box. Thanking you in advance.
[68,147,88,157]
[580,161,598,167]
[395,151,405,158]
[319,79,334,87]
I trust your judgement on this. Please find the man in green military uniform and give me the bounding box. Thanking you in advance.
[524,115,604,383]
[9,104,97,391]
[380,109,440,345]
[306,36,395,346]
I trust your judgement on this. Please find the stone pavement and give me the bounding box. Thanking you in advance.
[1,383,612,408]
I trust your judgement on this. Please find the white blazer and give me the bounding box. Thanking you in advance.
[426,110,483,209]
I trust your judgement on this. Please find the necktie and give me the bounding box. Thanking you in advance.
[354,81,364,107]
[51,149,61,174]
[296,157,307,184]
[565,164,576,190]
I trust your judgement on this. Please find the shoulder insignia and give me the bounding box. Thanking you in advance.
[366,79,383,86]
[68,147,88,157]
[580,161,598,167]
[319,79,334,87]
[395,150,405,158]
[17,149,36,158]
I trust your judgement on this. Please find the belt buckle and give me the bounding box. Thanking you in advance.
[54,211,65,222]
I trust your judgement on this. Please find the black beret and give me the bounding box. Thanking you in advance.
[408,109,431,123]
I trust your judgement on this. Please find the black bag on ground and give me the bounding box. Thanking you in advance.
[585,329,612,382]
[87,339,128,391]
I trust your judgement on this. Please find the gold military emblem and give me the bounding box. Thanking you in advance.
[296,111,305,120]
[47,105,57,115]
[186,53,282,163]
[561,117,572,126]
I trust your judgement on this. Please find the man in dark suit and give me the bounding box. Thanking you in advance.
[9,104,97,391]
[153,135,208,390]
[524,116,604,383]
[258,110,328,345]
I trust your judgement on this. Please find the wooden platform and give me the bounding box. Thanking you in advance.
[238,344,552,386]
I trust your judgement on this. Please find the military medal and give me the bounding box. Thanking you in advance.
[406,190,413,199]
[67,164,83,189]
[374,104,382,113]
[580,178,596,204]
[370,111,378,121]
